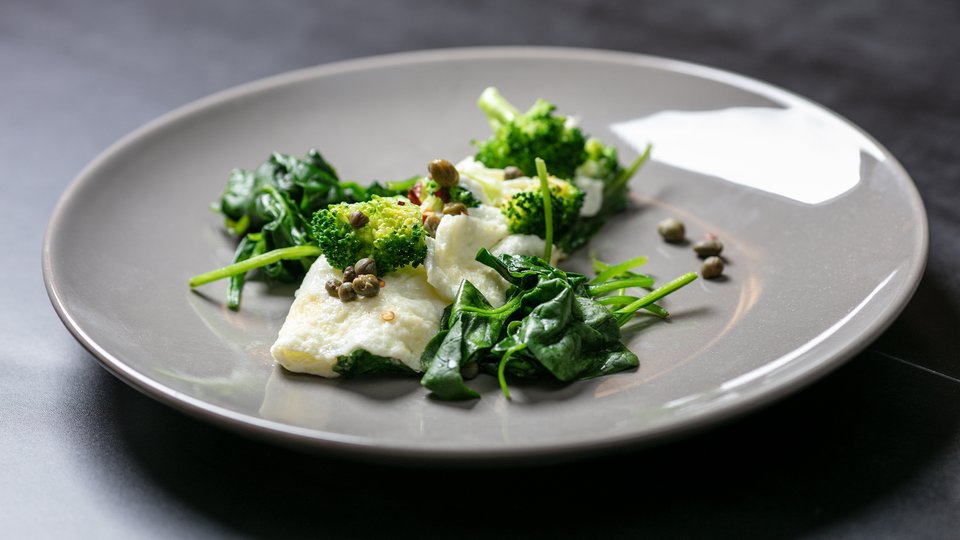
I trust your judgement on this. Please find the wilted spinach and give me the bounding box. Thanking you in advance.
[211,149,415,309]
[420,249,697,400]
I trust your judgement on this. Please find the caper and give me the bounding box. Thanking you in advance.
[338,281,357,302]
[424,213,442,237]
[460,362,479,380]
[503,165,523,179]
[349,211,369,228]
[342,265,357,283]
[352,274,380,297]
[324,278,342,298]
[442,202,468,216]
[693,239,724,258]
[701,256,724,279]
[428,159,459,187]
[657,217,685,243]
[355,257,377,276]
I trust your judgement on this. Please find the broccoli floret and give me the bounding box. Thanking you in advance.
[577,137,622,184]
[501,177,584,239]
[310,195,426,273]
[474,87,587,180]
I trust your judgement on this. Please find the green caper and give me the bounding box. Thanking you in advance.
[460,362,479,380]
[424,213,442,237]
[442,202,468,216]
[657,217,685,243]
[338,281,357,302]
[693,239,724,258]
[324,278,342,298]
[701,256,724,279]
[355,257,377,276]
[349,211,369,228]
[352,274,380,297]
[342,265,357,283]
[428,159,459,187]
[503,166,523,179]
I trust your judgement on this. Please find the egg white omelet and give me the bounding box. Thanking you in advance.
[270,256,447,377]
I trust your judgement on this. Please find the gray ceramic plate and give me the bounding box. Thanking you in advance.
[43,48,927,464]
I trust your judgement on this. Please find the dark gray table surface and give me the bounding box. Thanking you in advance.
[4,0,959,537]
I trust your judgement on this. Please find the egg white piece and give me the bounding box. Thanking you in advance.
[574,175,604,217]
[491,234,561,266]
[425,205,511,306]
[270,257,447,377]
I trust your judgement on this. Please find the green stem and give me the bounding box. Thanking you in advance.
[614,272,698,325]
[497,343,528,400]
[605,143,652,199]
[535,158,553,262]
[596,296,670,318]
[477,87,519,128]
[189,245,323,287]
[587,277,655,296]
[591,255,649,284]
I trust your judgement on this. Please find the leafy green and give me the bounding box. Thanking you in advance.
[419,249,697,400]
[334,350,418,378]
[198,150,417,309]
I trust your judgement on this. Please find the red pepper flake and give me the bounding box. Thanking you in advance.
[398,200,406,206]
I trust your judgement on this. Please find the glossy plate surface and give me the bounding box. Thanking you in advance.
[43,48,927,463]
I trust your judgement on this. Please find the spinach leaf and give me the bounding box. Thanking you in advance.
[419,280,523,400]
[334,349,418,378]
[422,249,692,400]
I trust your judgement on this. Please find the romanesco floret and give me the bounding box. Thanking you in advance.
[310,195,426,273]
[500,177,584,239]
[473,87,586,180]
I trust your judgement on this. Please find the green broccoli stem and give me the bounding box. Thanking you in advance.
[614,272,698,325]
[189,245,322,288]
[477,87,519,129]
[605,143,653,199]
[535,158,554,262]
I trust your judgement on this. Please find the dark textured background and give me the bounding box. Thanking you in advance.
[3,0,959,537]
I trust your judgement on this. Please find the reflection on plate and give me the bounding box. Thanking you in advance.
[42,48,927,463]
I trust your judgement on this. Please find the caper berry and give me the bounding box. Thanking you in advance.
[338,281,358,302]
[424,213,442,237]
[352,274,380,297]
[428,159,459,188]
[324,278,342,298]
[460,362,479,380]
[349,211,369,228]
[342,265,357,283]
[701,256,724,279]
[693,239,724,258]
[503,165,523,179]
[355,257,377,276]
[657,217,686,243]
[442,202,468,216]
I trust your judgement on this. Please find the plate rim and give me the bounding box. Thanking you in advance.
[41,46,929,463]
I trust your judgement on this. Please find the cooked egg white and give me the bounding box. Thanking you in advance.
[574,176,604,217]
[270,256,447,377]
[424,205,511,306]
[492,234,561,266]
